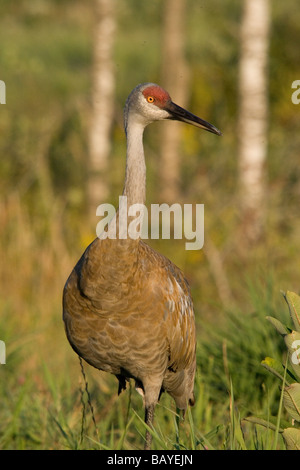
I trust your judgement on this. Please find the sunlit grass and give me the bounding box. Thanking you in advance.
[1,0,300,451]
[0,285,289,450]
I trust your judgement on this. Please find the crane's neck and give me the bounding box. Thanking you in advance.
[90,116,147,283]
[123,119,146,207]
[105,117,146,242]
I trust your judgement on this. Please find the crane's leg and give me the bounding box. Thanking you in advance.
[175,407,181,447]
[143,379,162,450]
[144,403,155,450]
[175,407,186,448]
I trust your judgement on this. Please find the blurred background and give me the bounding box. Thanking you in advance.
[0,0,300,450]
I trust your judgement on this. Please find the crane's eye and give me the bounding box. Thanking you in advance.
[147,96,154,103]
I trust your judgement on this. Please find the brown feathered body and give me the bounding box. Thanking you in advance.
[63,83,220,449]
[63,235,196,409]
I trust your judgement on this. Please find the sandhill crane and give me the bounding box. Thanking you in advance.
[63,83,221,450]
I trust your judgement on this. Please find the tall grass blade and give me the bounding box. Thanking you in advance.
[273,355,288,450]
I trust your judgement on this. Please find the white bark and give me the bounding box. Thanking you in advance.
[88,0,116,215]
[238,0,270,242]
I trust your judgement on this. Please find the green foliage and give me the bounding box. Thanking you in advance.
[249,291,300,450]
[1,0,300,450]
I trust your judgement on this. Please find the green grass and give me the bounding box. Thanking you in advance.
[1,0,300,450]
[0,284,290,450]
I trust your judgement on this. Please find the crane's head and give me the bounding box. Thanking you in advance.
[124,83,221,136]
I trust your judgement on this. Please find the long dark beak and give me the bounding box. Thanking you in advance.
[166,101,222,136]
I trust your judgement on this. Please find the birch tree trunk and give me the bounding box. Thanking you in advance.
[88,0,116,221]
[238,0,270,243]
[160,0,189,203]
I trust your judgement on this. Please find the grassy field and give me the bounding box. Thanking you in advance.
[0,277,293,450]
[1,0,300,450]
